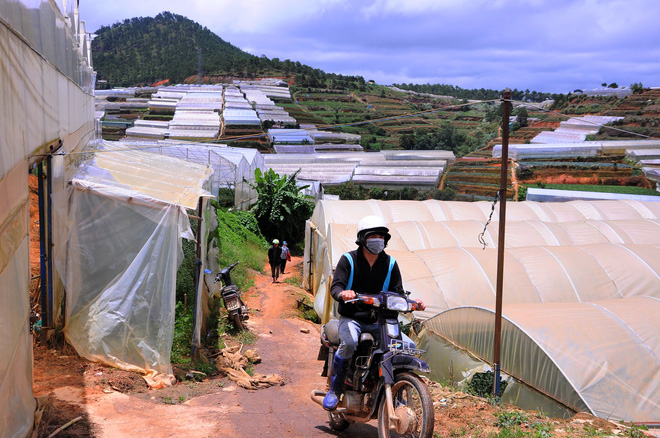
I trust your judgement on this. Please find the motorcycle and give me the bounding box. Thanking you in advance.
[310,291,434,437]
[204,262,249,331]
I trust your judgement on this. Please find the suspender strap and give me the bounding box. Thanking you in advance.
[344,252,354,291]
[343,252,396,292]
[382,255,396,291]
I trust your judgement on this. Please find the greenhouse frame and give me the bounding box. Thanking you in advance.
[303,199,660,423]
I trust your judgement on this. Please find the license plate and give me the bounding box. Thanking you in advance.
[226,300,240,311]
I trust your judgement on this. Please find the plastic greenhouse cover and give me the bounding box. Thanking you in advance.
[304,199,660,422]
[52,144,213,383]
[527,187,660,202]
[2,1,94,435]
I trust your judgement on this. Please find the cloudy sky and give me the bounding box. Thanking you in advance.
[80,0,659,94]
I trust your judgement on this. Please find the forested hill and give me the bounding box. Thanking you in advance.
[392,83,556,103]
[92,12,257,86]
[91,12,367,89]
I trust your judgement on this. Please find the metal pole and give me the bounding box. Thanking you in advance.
[493,88,512,396]
[46,151,54,328]
[37,162,48,342]
[191,197,204,358]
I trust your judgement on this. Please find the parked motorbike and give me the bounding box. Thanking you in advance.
[204,262,249,331]
[311,291,434,437]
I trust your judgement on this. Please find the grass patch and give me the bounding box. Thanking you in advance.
[234,328,258,345]
[296,295,320,323]
[283,276,301,287]
[172,206,266,369]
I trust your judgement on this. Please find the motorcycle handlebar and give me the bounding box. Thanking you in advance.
[345,292,420,311]
[205,262,240,283]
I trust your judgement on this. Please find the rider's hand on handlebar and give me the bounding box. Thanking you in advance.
[339,290,357,301]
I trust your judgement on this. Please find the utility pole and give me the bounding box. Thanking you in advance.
[197,47,202,85]
[493,88,511,396]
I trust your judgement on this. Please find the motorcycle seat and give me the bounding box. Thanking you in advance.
[323,320,340,346]
[323,320,376,348]
[222,284,239,293]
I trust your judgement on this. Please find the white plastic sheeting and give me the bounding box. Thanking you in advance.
[1,1,95,436]
[265,151,450,189]
[530,116,623,143]
[267,127,360,144]
[129,140,263,209]
[52,143,212,380]
[494,140,660,159]
[304,199,660,422]
[527,187,660,202]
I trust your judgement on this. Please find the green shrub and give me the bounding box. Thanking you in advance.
[495,411,529,428]
[171,301,194,364]
[466,370,508,397]
[175,238,197,304]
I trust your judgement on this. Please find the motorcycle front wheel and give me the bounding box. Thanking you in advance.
[377,372,434,438]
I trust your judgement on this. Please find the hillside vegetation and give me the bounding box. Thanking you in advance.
[92,12,365,89]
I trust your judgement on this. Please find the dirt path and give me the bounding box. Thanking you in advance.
[33,258,637,438]
[34,258,379,437]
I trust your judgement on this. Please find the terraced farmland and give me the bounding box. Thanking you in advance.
[443,160,514,201]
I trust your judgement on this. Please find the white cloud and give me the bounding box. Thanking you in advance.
[80,0,660,93]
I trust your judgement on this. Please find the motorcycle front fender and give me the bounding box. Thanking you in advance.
[380,352,395,384]
[378,351,430,384]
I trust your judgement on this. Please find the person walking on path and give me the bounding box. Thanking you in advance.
[268,239,282,283]
[280,241,291,274]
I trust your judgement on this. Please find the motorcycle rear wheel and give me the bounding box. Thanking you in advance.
[377,372,434,438]
[328,411,350,431]
[230,312,245,331]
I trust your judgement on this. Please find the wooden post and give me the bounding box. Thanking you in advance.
[493,88,512,396]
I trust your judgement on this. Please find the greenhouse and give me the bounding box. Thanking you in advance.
[626,148,660,161]
[223,108,261,126]
[239,82,292,101]
[493,143,601,159]
[1,2,95,435]
[303,199,660,423]
[526,187,660,202]
[644,167,660,188]
[52,142,213,387]
[530,116,624,143]
[265,151,451,189]
[119,140,263,209]
[493,139,660,160]
[600,139,660,155]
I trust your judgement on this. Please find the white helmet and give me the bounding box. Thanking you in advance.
[356,215,391,246]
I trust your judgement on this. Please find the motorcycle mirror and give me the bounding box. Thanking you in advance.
[204,269,212,274]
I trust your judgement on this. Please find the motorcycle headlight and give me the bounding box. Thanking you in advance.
[386,295,410,312]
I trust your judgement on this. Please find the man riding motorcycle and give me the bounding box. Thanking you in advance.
[323,215,426,411]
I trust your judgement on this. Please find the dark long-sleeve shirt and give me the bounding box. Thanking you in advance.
[330,249,403,323]
[268,246,282,266]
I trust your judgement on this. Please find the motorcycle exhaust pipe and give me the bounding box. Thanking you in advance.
[310,389,326,407]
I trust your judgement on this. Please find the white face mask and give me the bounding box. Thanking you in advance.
[365,238,385,255]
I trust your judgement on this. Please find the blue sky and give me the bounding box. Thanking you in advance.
[81,0,660,94]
